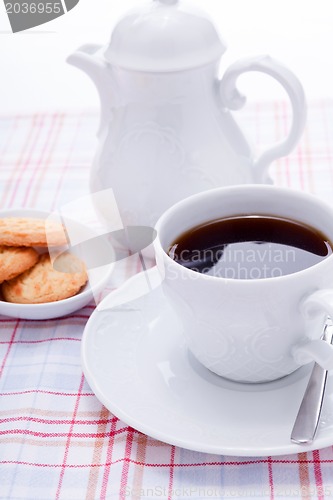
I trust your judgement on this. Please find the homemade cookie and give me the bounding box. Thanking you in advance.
[2,252,88,304]
[0,246,39,283]
[0,217,67,247]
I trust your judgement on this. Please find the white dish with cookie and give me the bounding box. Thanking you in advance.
[0,208,115,320]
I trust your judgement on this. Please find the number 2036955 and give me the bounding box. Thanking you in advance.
[5,2,62,14]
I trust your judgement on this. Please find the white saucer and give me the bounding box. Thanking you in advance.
[81,272,333,456]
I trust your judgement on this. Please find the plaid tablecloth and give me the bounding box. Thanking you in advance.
[1,102,333,499]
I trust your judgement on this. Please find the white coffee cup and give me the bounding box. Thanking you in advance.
[154,185,333,383]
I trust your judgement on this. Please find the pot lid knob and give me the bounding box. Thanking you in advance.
[156,0,178,4]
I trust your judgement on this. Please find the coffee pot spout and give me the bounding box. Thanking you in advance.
[67,44,112,137]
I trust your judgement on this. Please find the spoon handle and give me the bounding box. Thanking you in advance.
[291,322,333,445]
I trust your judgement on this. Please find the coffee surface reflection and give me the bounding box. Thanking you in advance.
[168,216,333,279]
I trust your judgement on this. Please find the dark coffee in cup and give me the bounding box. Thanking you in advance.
[168,216,333,279]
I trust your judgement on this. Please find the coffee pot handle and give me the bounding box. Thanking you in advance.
[219,55,307,183]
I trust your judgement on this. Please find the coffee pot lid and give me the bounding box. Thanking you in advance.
[104,0,226,72]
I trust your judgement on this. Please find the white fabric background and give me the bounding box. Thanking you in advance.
[0,0,332,112]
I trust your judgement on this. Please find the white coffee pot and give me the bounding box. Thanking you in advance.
[68,0,306,226]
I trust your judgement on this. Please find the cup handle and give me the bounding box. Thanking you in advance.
[219,55,307,183]
[293,290,333,369]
